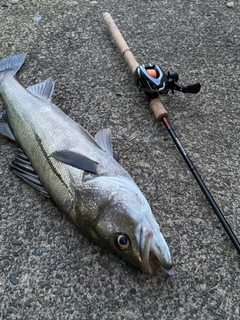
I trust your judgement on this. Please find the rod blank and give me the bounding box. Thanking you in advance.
[162,117,240,254]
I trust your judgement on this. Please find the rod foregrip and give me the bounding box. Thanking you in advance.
[149,98,168,121]
[103,12,168,121]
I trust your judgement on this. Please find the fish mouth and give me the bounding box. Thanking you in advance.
[140,227,174,276]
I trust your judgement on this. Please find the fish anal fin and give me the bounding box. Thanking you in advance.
[52,150,98,174]
[27,77,55,101]
[9,148,49,198]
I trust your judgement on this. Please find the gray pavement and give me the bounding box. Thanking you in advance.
[0,0,240,319]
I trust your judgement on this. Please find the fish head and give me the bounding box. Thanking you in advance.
[75,176,173,275]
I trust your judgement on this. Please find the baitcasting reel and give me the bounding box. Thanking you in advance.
[133,63,201,95]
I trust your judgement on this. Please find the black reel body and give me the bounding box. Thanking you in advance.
[133,63,201,95]
[133,64,169,94]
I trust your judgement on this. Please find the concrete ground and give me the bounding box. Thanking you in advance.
[0,0,240,319]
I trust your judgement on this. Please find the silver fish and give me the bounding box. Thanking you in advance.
[0,54,173,275]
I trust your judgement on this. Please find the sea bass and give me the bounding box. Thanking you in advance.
[0,54,173,275]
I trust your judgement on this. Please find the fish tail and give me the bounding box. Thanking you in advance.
[0,53,26,74]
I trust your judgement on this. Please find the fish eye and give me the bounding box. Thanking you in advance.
[117,235,129,250]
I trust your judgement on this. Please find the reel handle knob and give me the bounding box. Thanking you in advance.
[182,82,201,94]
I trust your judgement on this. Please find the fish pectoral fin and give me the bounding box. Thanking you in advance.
[52,150,98,174]
[27,77,55,101]
[0,110,16,141]
[95,128,113,156]
[9,148,50,198]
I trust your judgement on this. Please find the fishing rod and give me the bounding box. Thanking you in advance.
[103,12,240,255]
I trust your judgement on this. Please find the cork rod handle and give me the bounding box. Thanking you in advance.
[103,12,139,74]
[103,12,168,121]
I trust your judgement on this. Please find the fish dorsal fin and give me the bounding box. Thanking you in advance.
[95,128,113,156]
[27,77,55,101]
[0,110,16,141]
[9,148,49,197]
[0,53,26,74]
[76,125,102,150]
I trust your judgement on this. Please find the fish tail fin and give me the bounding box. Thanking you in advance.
[0,54,26,74]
